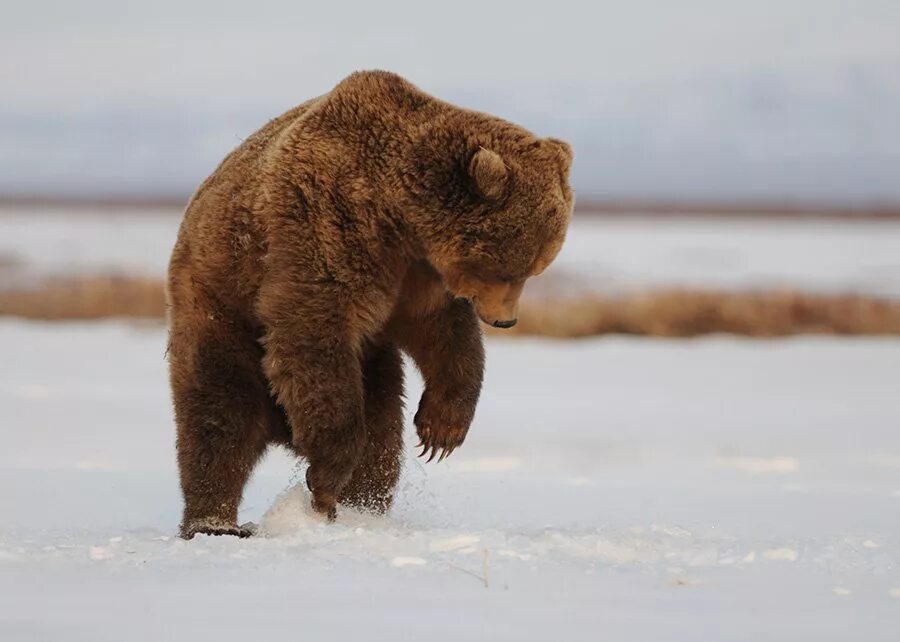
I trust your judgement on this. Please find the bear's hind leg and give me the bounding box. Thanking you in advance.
[170,322,271,539]
[339,342,405,513]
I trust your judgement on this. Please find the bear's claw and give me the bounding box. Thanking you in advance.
[417,427,466,463]
[414,390,474,464]
[311,494,338,522]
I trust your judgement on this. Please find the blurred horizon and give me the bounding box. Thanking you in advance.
[3,0,900,207]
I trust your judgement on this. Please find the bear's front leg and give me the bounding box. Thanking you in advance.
[392,296,485,462]
[339,341,405,513]
[263,333,367,519]
[258,278,367,520]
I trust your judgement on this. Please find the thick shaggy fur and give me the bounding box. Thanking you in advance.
[167,71,574,537]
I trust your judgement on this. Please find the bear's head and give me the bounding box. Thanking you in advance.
[404,114,574,328]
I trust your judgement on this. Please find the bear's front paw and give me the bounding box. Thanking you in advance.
[414,391,475,463]
[305,465,340,522]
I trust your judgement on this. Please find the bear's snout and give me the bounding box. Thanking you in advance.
[467,279,524,329]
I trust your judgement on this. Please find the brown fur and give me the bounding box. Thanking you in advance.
[166,71,574,536]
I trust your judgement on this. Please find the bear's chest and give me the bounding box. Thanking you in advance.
[344,270,407,341]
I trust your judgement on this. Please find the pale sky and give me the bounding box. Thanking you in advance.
[2,0,899,202]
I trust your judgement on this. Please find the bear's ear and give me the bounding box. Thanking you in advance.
[468,147,509,202]
[546,138,573,174]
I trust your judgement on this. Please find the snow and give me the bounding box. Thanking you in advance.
[552,216,900,297]
[1,209,899,637]
[3,208,900,296]
[1,319,899,640]
[0,208,179,277]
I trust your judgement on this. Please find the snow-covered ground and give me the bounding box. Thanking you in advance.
[1,320,899,641]
[3,207,900,296]
[553,216,900,297]
[1,210,898,638]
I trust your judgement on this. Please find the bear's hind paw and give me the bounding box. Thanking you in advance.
[180,518,257,540]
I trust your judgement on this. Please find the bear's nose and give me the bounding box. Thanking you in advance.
[492,318,517,329]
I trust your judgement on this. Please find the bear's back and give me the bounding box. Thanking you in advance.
[186,96,322,216]
[168,97,325,321]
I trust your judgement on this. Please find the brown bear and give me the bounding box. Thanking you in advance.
[167,71,574,538]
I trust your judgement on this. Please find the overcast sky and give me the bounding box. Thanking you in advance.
[2,0,899,203]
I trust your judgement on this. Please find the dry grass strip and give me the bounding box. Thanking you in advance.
[0,275,167,321]
[2,275,899,337]
[501,289,900,338]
